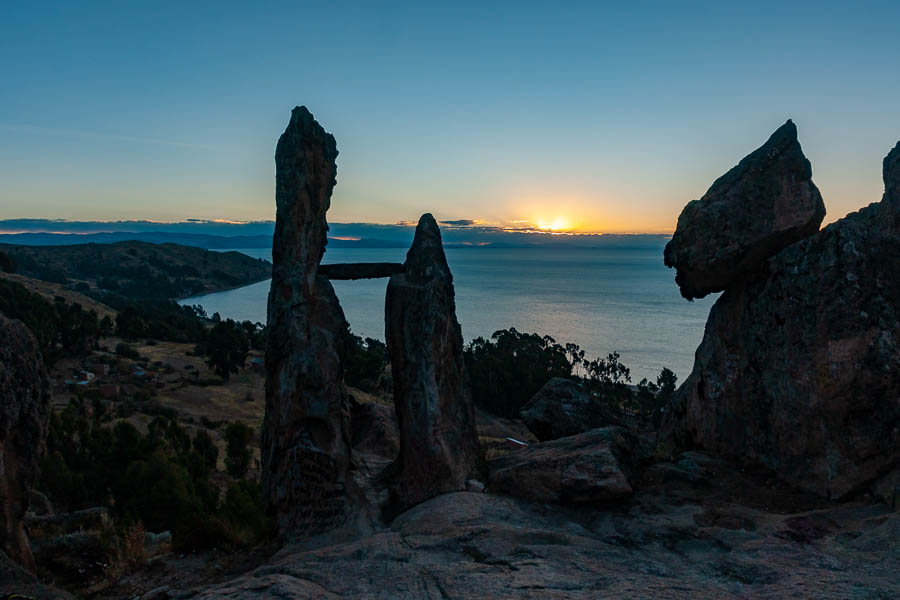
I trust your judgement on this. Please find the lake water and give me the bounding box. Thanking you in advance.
[180,245,717,383]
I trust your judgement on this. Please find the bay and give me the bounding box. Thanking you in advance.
[180,244,717,383]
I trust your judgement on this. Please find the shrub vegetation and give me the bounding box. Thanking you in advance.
[464,327,677,423]
[40,399,271,550]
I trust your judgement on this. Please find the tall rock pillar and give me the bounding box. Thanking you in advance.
[262,107,360,538]
[385,214,484,514]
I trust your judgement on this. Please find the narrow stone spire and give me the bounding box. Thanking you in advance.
[384,214,484,515]
[262,106,361,538]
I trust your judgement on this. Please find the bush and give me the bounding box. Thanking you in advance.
[224,422,254,478]
[122,521,147,570]
[342,329,388,393]
[581,351,633,418]
[37,402,272,552]
[0,250,16,273]
[217,480,271,545]
[0,279,100,358]
[198,319,250,380]
[631,367,678,426]
[116,342,140,360]
[193,430,219,472]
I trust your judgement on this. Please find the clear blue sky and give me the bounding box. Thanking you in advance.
[1,1,898,232]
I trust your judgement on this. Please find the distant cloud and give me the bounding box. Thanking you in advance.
[438,219,484,227]
[0,218,671,250]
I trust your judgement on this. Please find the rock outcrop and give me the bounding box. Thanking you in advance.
[519,377,619,441]
[262,106,363,538]
[1,313,52,573]
[664,120,825,299]
[489,427,634,504]
[384,214,484,514]
[186,456,900,600]
[665,136,900,500]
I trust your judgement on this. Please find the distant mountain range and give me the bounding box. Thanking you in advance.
[0,219,671,250]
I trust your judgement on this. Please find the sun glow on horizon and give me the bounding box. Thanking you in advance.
[536,216,571,231]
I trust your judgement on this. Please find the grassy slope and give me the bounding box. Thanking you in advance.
[0,272,117,321]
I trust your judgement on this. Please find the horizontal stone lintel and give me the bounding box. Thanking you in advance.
[320,262,405,280]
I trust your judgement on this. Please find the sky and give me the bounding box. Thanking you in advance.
[1,1,899,234]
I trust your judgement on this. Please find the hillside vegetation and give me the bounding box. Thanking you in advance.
[1,241,271,299]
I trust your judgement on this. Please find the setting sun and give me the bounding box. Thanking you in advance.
[536,216,570,231]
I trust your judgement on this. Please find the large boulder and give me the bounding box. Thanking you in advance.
[519,377,618,441]
[664,140,900,500]
[1,313,52,573]
[488,427,634,504]
[261,106,364,539]
[664,120,825,299]
[384,214,484,514]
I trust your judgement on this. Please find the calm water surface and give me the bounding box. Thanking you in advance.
[180,245,717,382]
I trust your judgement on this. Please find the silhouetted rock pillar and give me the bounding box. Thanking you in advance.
[262,106,360,538]
[385,214,484,514]
[1,314,51,573]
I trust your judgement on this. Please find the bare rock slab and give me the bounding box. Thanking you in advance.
[384,214,484,514]
[664,120,825,299]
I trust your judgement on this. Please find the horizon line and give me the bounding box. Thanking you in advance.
[0,217,675,237]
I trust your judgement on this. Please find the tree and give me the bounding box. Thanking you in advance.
[342,328,388,393]
[464,328,573,417]
[224,422,253,478]
[99,315,114,336]
[582,351,633,418]
[0,250,17,273]
[631,367,678,424]
[203,319,249,380]
[193,430,219,472]
[657,367,677,400]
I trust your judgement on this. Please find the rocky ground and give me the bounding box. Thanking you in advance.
[171,450,898,600]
